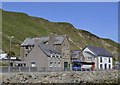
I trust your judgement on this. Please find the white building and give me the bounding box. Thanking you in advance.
[82,46,113,70]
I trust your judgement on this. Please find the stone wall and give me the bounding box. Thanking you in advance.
[1,70,119,84]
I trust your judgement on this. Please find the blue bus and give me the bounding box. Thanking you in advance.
[72,60,95,71]
[72,60,82,71]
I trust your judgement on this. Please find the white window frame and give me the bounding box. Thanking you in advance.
[58,55,61,58]
[31,61,36,67]
[49,61,53,67]
[58,62,61,67]
[50,54,52,57]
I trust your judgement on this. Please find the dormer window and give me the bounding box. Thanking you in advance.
[50,54,52,57]
[25,46,28,49]
[54,53,57,58]
[56,55,58,58]
[58,55,61,58]
[52,55,55,57]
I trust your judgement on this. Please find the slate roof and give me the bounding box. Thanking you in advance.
[71,50,81,54]
[87,46,112,57]
[39,44,60,57]
[21,38,35,46]
[21,37,49,46]
[21,35,65,46]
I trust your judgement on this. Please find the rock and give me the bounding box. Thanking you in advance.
[1,70,118,83]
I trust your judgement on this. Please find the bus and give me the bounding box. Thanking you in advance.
[72,60,81,71]
[72,60,95,71]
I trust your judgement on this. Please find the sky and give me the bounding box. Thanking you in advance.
[2,2,118,43]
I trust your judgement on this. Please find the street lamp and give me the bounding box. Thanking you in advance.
[9,36,14,66]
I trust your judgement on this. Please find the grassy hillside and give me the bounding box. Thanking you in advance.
[2,10,119,61]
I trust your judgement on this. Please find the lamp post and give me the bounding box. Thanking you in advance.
[9,36,14,66]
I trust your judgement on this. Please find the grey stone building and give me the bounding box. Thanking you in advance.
[71,50,84,62]
[20,34,71,71]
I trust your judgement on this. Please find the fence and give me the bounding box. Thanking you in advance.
[0,66,117,73]
[0,66,63,73]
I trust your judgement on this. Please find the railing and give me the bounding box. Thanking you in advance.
[0,66,117,73]
[0,66,63,73]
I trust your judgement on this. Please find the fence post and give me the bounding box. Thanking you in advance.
[19,67,20,72]
[8,67,10,73]
[29,67,30,73]
[38,67,39,72]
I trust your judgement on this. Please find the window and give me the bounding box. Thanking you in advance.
[25,54,27,57]
[24,64,26,66]
[31,62,35,67]
[104,63,107,70]
[100,64,102,70]
[56,55,58,58]
[100,57,102,63]
[50,62,53,67]
[55,62,56,67]
[50,54,52,57]
[50,62,53,64]
[31,62,35,64]
[109,64,111,69]
[109,58,111,63]
[87,57,92,60]
[58,55,61,58]
[58,62,61,67]
[25,46,28,49]
[18,64,20,66]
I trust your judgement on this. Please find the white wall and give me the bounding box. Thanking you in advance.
[83,47,95,62]
[82,47,113,70]
[83,47,95,55]
[98,56,112,70]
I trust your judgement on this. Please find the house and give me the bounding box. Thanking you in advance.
[24,43,61,71]
[82,46,113,70]
[0,52,22,66]
[48,34,71,70]
[71,50,84,62]
[20,34,71,71]
[0,53,8,60]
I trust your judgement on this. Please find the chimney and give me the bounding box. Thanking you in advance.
[48,33,55,46]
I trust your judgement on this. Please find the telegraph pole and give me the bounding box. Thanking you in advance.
[9,36,14,66]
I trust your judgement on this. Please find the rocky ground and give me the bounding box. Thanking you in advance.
[0,70,119,84]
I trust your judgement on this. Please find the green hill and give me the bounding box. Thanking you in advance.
[2,9,119,61]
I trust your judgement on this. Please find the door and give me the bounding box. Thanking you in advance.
[64,62,68,71]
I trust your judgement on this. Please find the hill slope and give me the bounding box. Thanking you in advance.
[2,10,119,61]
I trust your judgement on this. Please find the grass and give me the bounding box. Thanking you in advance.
[2,9,119,60]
